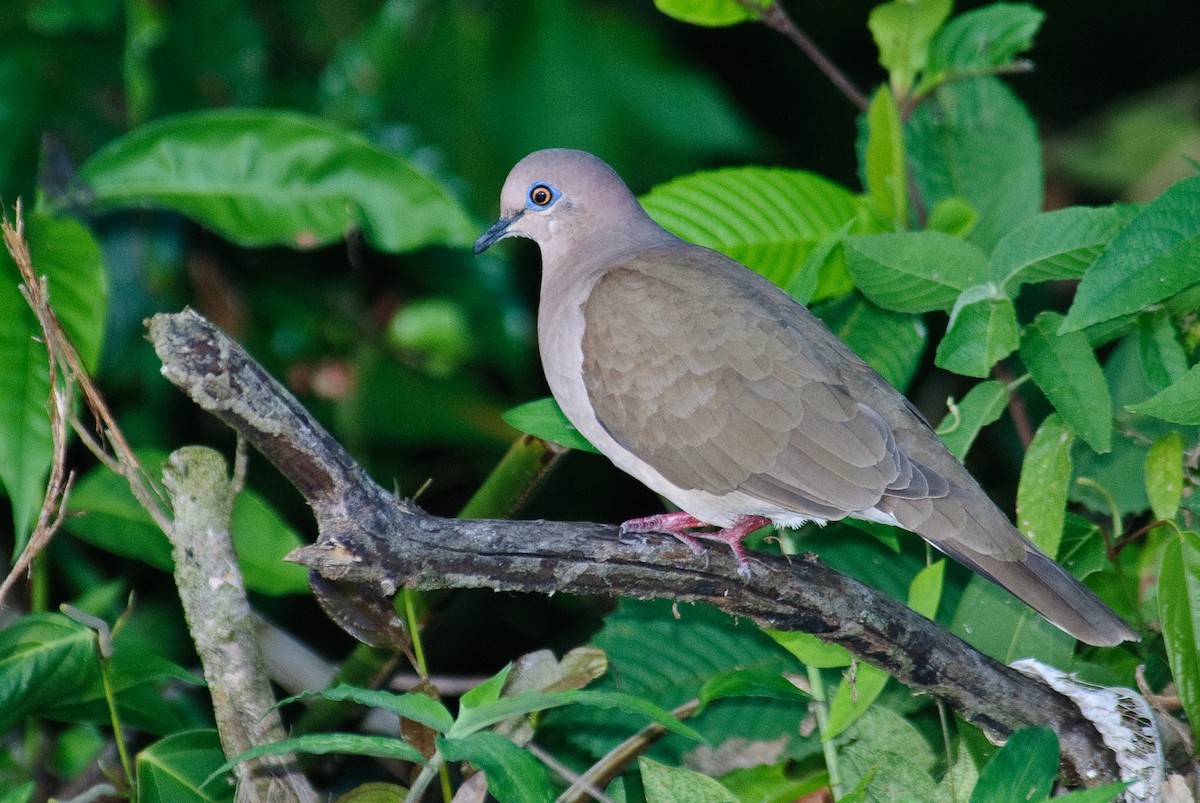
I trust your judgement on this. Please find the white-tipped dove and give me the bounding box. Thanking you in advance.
[474,148,1137,647]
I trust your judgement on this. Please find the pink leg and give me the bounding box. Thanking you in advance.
[619,512,771,576]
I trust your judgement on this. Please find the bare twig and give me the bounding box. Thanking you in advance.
[751,1,869,112]
[0,204,76,606]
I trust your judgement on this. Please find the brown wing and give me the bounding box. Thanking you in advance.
[580,248,935,519]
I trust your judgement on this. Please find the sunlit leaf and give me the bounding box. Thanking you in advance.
[501,397,599,454]
[652,0,768,27]
[843,231,987,313]
[642,167,861,289]
[864,85,907,228]
[868,0,952,96]
[639,756,737,803]
[989,205,1131,294]
[935,285,1019,377]
[1127,362,1200,425]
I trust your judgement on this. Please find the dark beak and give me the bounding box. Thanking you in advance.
[473,212,522,255]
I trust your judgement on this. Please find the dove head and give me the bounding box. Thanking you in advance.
[474,149,661,263]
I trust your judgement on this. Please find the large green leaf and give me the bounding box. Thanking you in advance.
[641,167,861,289]
[1063,175,1200,332]
[77,109,476,252]
[814,293,927,391]
[907,77,1042,250]
[923,3,1045,89]
[1127,362,1200,425]
[936,379,1010,460]
[969,726,1057,803]
[1015,414,1073,559]
[0,612,196,734]
[280,685,455,734]
[1019,312,1112,453]
[137,730,233,803]
[843,231,988,313]
[1159,531,1200,733]
[935,285,1019,377]
[838,707,938,801]
[989,205,1132,294]
[0,212,107,543]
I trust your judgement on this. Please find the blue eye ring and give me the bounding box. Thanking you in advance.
[526,182,560,210]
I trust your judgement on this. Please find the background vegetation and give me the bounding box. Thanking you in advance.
[2,0,1200,801]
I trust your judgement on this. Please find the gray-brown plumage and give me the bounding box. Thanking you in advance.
[475,148,1137,647]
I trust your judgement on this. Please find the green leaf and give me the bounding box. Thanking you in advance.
[1019,312,1112,453]
[0,613,97,732]
[868,0,953,96]
[501,397,599,454]
[451,688,700,741]
[924,3,1044,85]
[1015,414,1074,558]
[936,380,1010,460]
[813,293,927,391]
[926,196,979,238]
[826,663,890,741]
[1137,310,1190,392]
[909,559,946,620]
[460,664,512,710]
[969,726,1058,803]
[1053,782,1130,802]
[935,285,1020,377]
[0,612,196,734]
[933,746,979,803]
[697,669,809,709]
[1063,175,1200,332]
[1145,432,1185,521]
[864,85,907,228]
[0,782,35,803]
[641,167,862,290]
[1127,362,1200,425]
[279,685,455,734]
[639,757,737,803]
[843,231,988,313]
[652,0,767,27]
[1057,514,1110,581]
[766,629,852,669]
[949,573,1074,665]
[0,212,107,543]
[77,108,476,252]
[539,600,805,762]
[989,205,1132,294]
[438,732,554,803]
[838,707,938,801]
[908,77,1042,250]
[1159,531,1200,733]
[213,733,426,780]
[137,730,233,803]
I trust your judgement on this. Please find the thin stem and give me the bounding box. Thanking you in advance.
[754,1,869,112]
[992,361,1034,449]
[404,753,445,803]
[807,664,843,799]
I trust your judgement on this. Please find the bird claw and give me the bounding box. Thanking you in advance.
[617,512,768,579]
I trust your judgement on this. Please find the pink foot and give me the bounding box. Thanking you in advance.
[619,512,771,578]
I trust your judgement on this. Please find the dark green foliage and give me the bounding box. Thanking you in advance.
[0,0,1195,800]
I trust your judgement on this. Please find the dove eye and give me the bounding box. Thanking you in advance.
[527,183,558,209]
